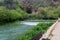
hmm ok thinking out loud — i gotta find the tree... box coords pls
[4,0,18,9]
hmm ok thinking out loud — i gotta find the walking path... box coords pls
[40,20,60,40]
[50,21,60,40]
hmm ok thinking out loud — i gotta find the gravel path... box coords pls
[50,22,60,40]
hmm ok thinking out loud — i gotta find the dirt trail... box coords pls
[50,22,60,40]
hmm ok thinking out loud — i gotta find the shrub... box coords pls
[46,10,59,19]
[38,7,59,19]
[0,7,22,23]
[38,8,47,18]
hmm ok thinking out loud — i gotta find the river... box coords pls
[0,20,56,40]
[0,21,40,40]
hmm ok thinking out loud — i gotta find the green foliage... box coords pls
[17,22,54,40]
[26,14,41,20]
[16,8,28,20]
[38,7,60,19]
[46,10,59,19]
[19,6,60,20]
[0,6,60,24]
[0,7,25,23]
[38,8,47,18]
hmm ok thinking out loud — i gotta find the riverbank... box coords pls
[0,20,55,40]
[23,20,56,22]
[0,6,60,25]
[17,22,54,40]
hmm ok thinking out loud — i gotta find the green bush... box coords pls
[38,8,47,18]
[38,7,60,19]
[0,6,60,23]
[16,8,29,20]
[46,10,59,19]
[0,7,29,23]
[0,7,22,23]
[23,7,60,20]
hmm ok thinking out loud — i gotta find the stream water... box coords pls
[0,21,40,40]
[0,20,55,40]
